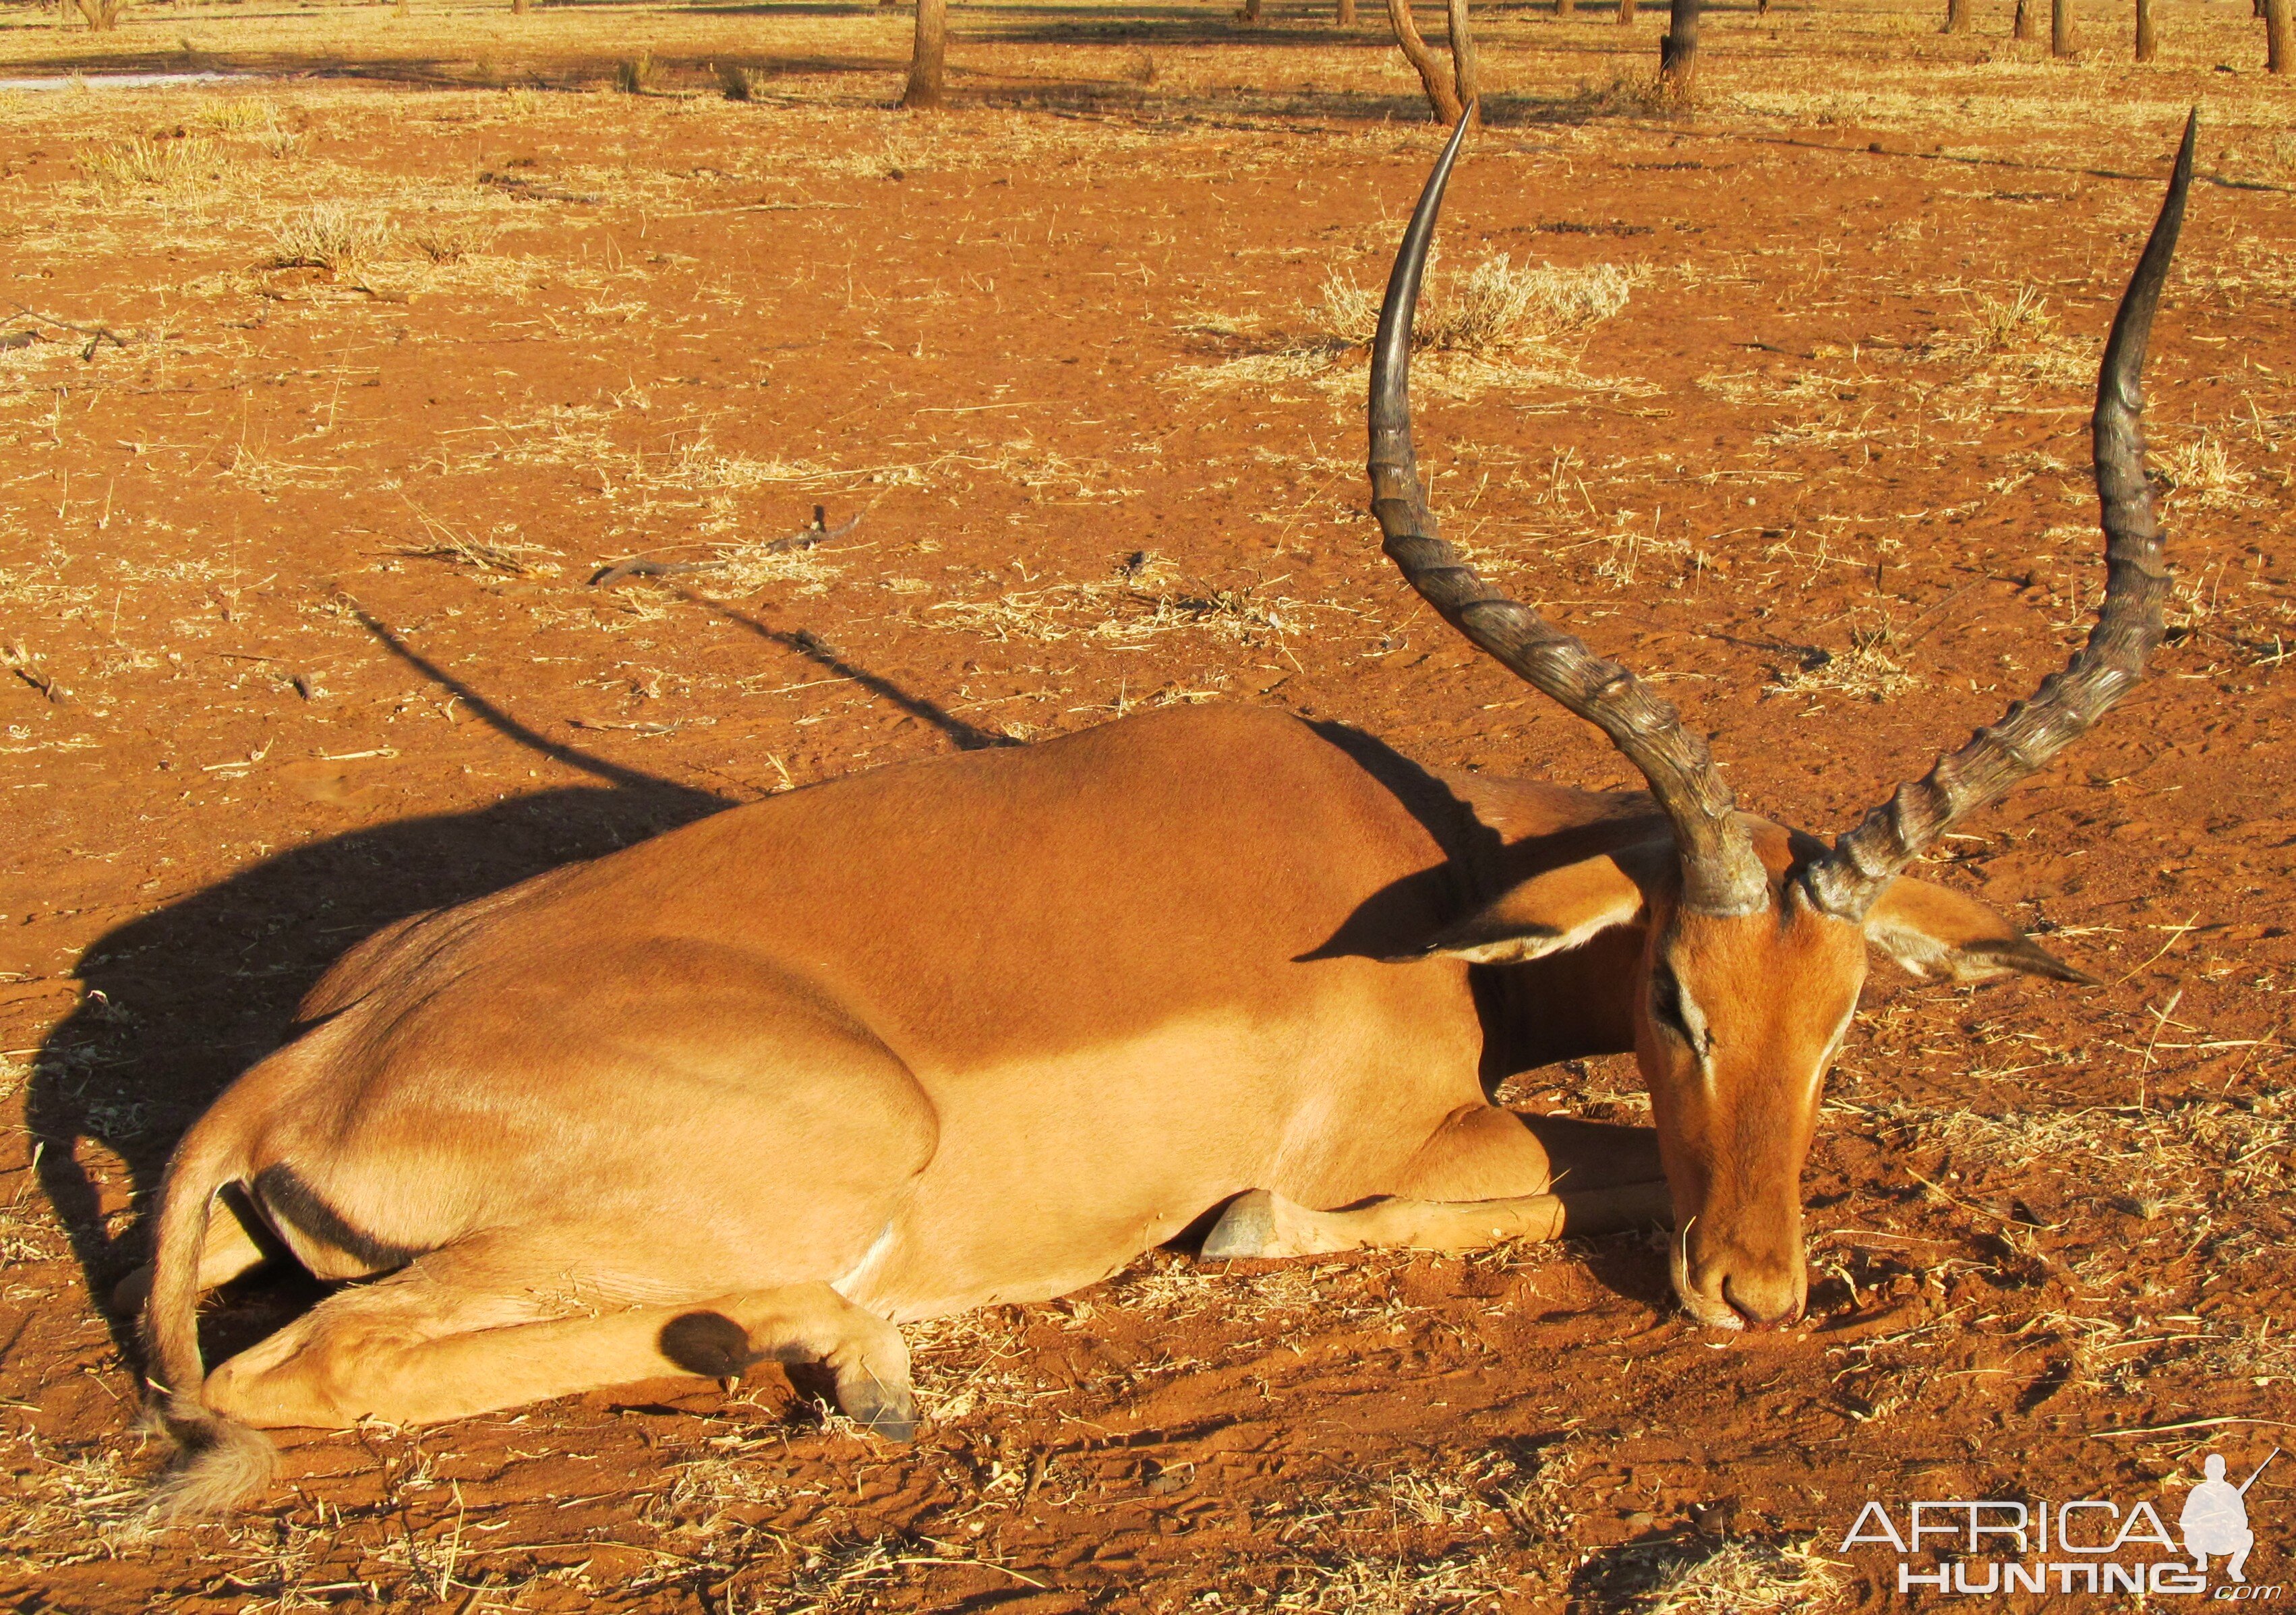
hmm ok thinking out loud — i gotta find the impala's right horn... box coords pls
[1367,110,1769,917]
[1802,112,2197,922]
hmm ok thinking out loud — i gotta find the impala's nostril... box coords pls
[1722,1274,1800,1330]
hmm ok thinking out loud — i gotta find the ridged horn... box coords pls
[1802,111,2197,921]
[1367,109,1769,917]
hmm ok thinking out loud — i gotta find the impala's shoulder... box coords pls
[1742,814,1831,878]
[1434,769,1658,846]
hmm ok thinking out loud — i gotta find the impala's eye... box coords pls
[1650,967,1693,1044]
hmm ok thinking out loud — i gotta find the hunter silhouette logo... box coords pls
[1840,1448,2283,1598]
[2184,1452,2276,1585]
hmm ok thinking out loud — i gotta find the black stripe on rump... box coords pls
[252,1163,425,1273]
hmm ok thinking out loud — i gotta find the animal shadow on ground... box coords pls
[26,599,1009,1364]
[684,590,1015,752]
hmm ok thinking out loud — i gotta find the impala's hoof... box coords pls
[1201,1190,1277,1260]
[844,1379,916,1442]
[112,1263,154,1318]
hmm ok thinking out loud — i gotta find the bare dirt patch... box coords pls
[1,0,2291,1608]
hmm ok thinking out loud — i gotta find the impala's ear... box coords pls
[1402,843,1670,965]
[1860,876,2097,985]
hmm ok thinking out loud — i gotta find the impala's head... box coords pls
[1370,111,2194,1328]
[1421,828,2089,1325]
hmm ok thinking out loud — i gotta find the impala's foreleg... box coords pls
[202,1272,915,1439]
[1202,1103,1668,1259]
[1202,1180,1670,1258]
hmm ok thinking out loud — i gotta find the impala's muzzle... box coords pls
[1670,1204,1808,1330]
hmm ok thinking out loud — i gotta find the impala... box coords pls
[132,113,2196,1516]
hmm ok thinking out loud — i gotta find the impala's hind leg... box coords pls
[203,1272,914,1438]
[1204,1105,1668,1259]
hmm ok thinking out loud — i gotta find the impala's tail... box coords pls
[140,1115,274,1520]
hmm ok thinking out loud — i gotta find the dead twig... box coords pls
[1,642,71,705]
[478,171,605,206]
[8,305,129,361]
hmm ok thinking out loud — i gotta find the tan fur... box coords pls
[1863,877,2092,984]
[137,707,2080,1510]
[140,1109,276,1519]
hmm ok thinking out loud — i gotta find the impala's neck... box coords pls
[1434,769,1666,1087]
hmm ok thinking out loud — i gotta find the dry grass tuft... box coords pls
[1573,65,1694,117]
[705,536,844,596]
[1857,1086,2291,1201]
[189,96,281,133]
[1962,284,2057,354]
[647,1428,794,1529]
[406,217,494,264]
[1316,257,1638,358]
[399,508,561,575]
[1626,1537,1848,1614]
[1272,1549,1504,1612]
[902,1306,1046,1423]
[2156,432,2254,509]
[1189,256,1643,397]
[2189,1310,2296,1387]
[269,204,394,278]
[928,569,1305,648]
[787,1531,908,1611]
[1935,285,2092,386]
[1762,617,1914,702]
[80,134,235,192]
[719,62,769,100]
[9,1437,144,1544]
[0,1127,67,1263]
[616,51,661,94]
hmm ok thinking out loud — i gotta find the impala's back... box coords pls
[220,705,1504,1318]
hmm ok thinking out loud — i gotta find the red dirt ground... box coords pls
[1,12,2291,1610]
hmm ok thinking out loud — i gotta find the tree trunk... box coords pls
[1386,0,1465,119]
[900,0,947,107]
[2051,0,2076,53]
[1659,0,1699,89]
[2135,0,2154,57]
[510,0,529,14]
[2269,0,2295,69]
[1943,0,1972,33]
[2013,0,2036,38]
[1558,0,1574,17]
[1339,0,1358,25]
[1242,0,1262,24]
[1618,0,1637,27]
[1446,0,1481,117]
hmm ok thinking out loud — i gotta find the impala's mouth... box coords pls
[1670,1214,1811,1330]
[1671,1258,1745,1330]
[1670,1219,1744,1330]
